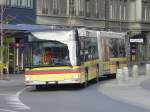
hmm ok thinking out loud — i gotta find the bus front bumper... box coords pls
[25,79,81,86]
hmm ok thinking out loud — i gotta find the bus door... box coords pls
[100,38,110,74]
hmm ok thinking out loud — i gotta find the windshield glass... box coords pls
[24,41,71,67]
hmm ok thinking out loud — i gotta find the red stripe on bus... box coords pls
[25,71,80,75]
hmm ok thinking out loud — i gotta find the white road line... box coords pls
[6,86,31,110]
[0,108,18,112]
[16,86,30,97]
[0,94,9,96]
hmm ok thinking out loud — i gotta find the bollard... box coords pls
[145,64,150,76]
[132,65,138,78]
[123,67,129,81]
[116,69,123,82]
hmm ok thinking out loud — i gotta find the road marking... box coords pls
[6,86,31,110]
[0,108,18,112]
[16,86,30,97]
[0,94,9,96]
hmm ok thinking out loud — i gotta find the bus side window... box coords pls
[80,50,84,62]
[80,39,87,62]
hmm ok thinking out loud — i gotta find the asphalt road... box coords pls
[141,79,150,91]
[0,76,150,112]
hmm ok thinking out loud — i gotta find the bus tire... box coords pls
[83,68,88,88]
[36,85,42,90]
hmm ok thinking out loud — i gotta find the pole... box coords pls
[119,0,123,32]
[0,4,4,79]
[120,4,122,32]
[105,0,109,31]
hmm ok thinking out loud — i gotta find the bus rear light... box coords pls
[73,74,79,79]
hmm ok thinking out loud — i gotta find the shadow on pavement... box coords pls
[29,76,114,92]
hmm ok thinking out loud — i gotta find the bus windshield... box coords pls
[24,41,72,67]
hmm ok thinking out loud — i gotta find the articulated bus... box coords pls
[97,31,127,77]
[24,28,127,89]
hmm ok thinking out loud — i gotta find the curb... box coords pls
[98,76,150,110]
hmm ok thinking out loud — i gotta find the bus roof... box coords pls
[78,28,97,37]
[99,31,126,39]
[31,30,75,44]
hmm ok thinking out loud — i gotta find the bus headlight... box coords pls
[25,68,30,71]
[26,77,32,81]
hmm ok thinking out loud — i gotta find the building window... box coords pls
[21,0,28,7]
[10,0,17,6]
[0,0,7,5]
[142,0,149,22]
[68,0,84,17]
[52,0,59,15]
[22,0,33,8]
[69,0,76,16]
[6,0,10,5]
[42,0,49,14]
[144,8,147,21]
[27,0,33,8]
[94,0,99,18]
[4,0,33,8]
[109,0,126,20]
[119,0,127,20]
[97,0,105,19]
[59,0,67,16]
[109,4,113,19]
[17,0,21,6]
[123,5,126,20]
[78,0,84,16]
[86,0,91,17]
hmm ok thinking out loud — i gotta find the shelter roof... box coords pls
[2,24,50,32]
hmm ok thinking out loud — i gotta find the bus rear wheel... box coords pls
[82,72,88,88]
[35,85,43,90]
[96,65,99,82]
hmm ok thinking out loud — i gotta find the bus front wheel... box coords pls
[83,71,88,88]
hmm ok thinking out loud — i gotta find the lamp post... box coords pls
[0,3,4,79]
[105,0,109,31]
[119,0,122,32]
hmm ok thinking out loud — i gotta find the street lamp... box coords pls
[0,1,5,79]
[105,0,109,31]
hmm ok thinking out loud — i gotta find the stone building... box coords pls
[36,0,150,63]
[1,0,150,67]
[1,0,36,24]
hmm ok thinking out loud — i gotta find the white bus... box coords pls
[24,28,127,89]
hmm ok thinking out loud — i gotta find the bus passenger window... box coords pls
[33,50,40,66]
[43,49,55,65]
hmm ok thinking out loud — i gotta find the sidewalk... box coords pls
[0,74,24,87]
[98,76,150,110]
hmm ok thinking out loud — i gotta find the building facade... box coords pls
[36,0,106,29]
[36,0,150,31]
[2,0,150,31]
[1,0,150,69]
[1,0,36,24]
[36,0,150,64]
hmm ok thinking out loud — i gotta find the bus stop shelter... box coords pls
[1,24,50,74]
